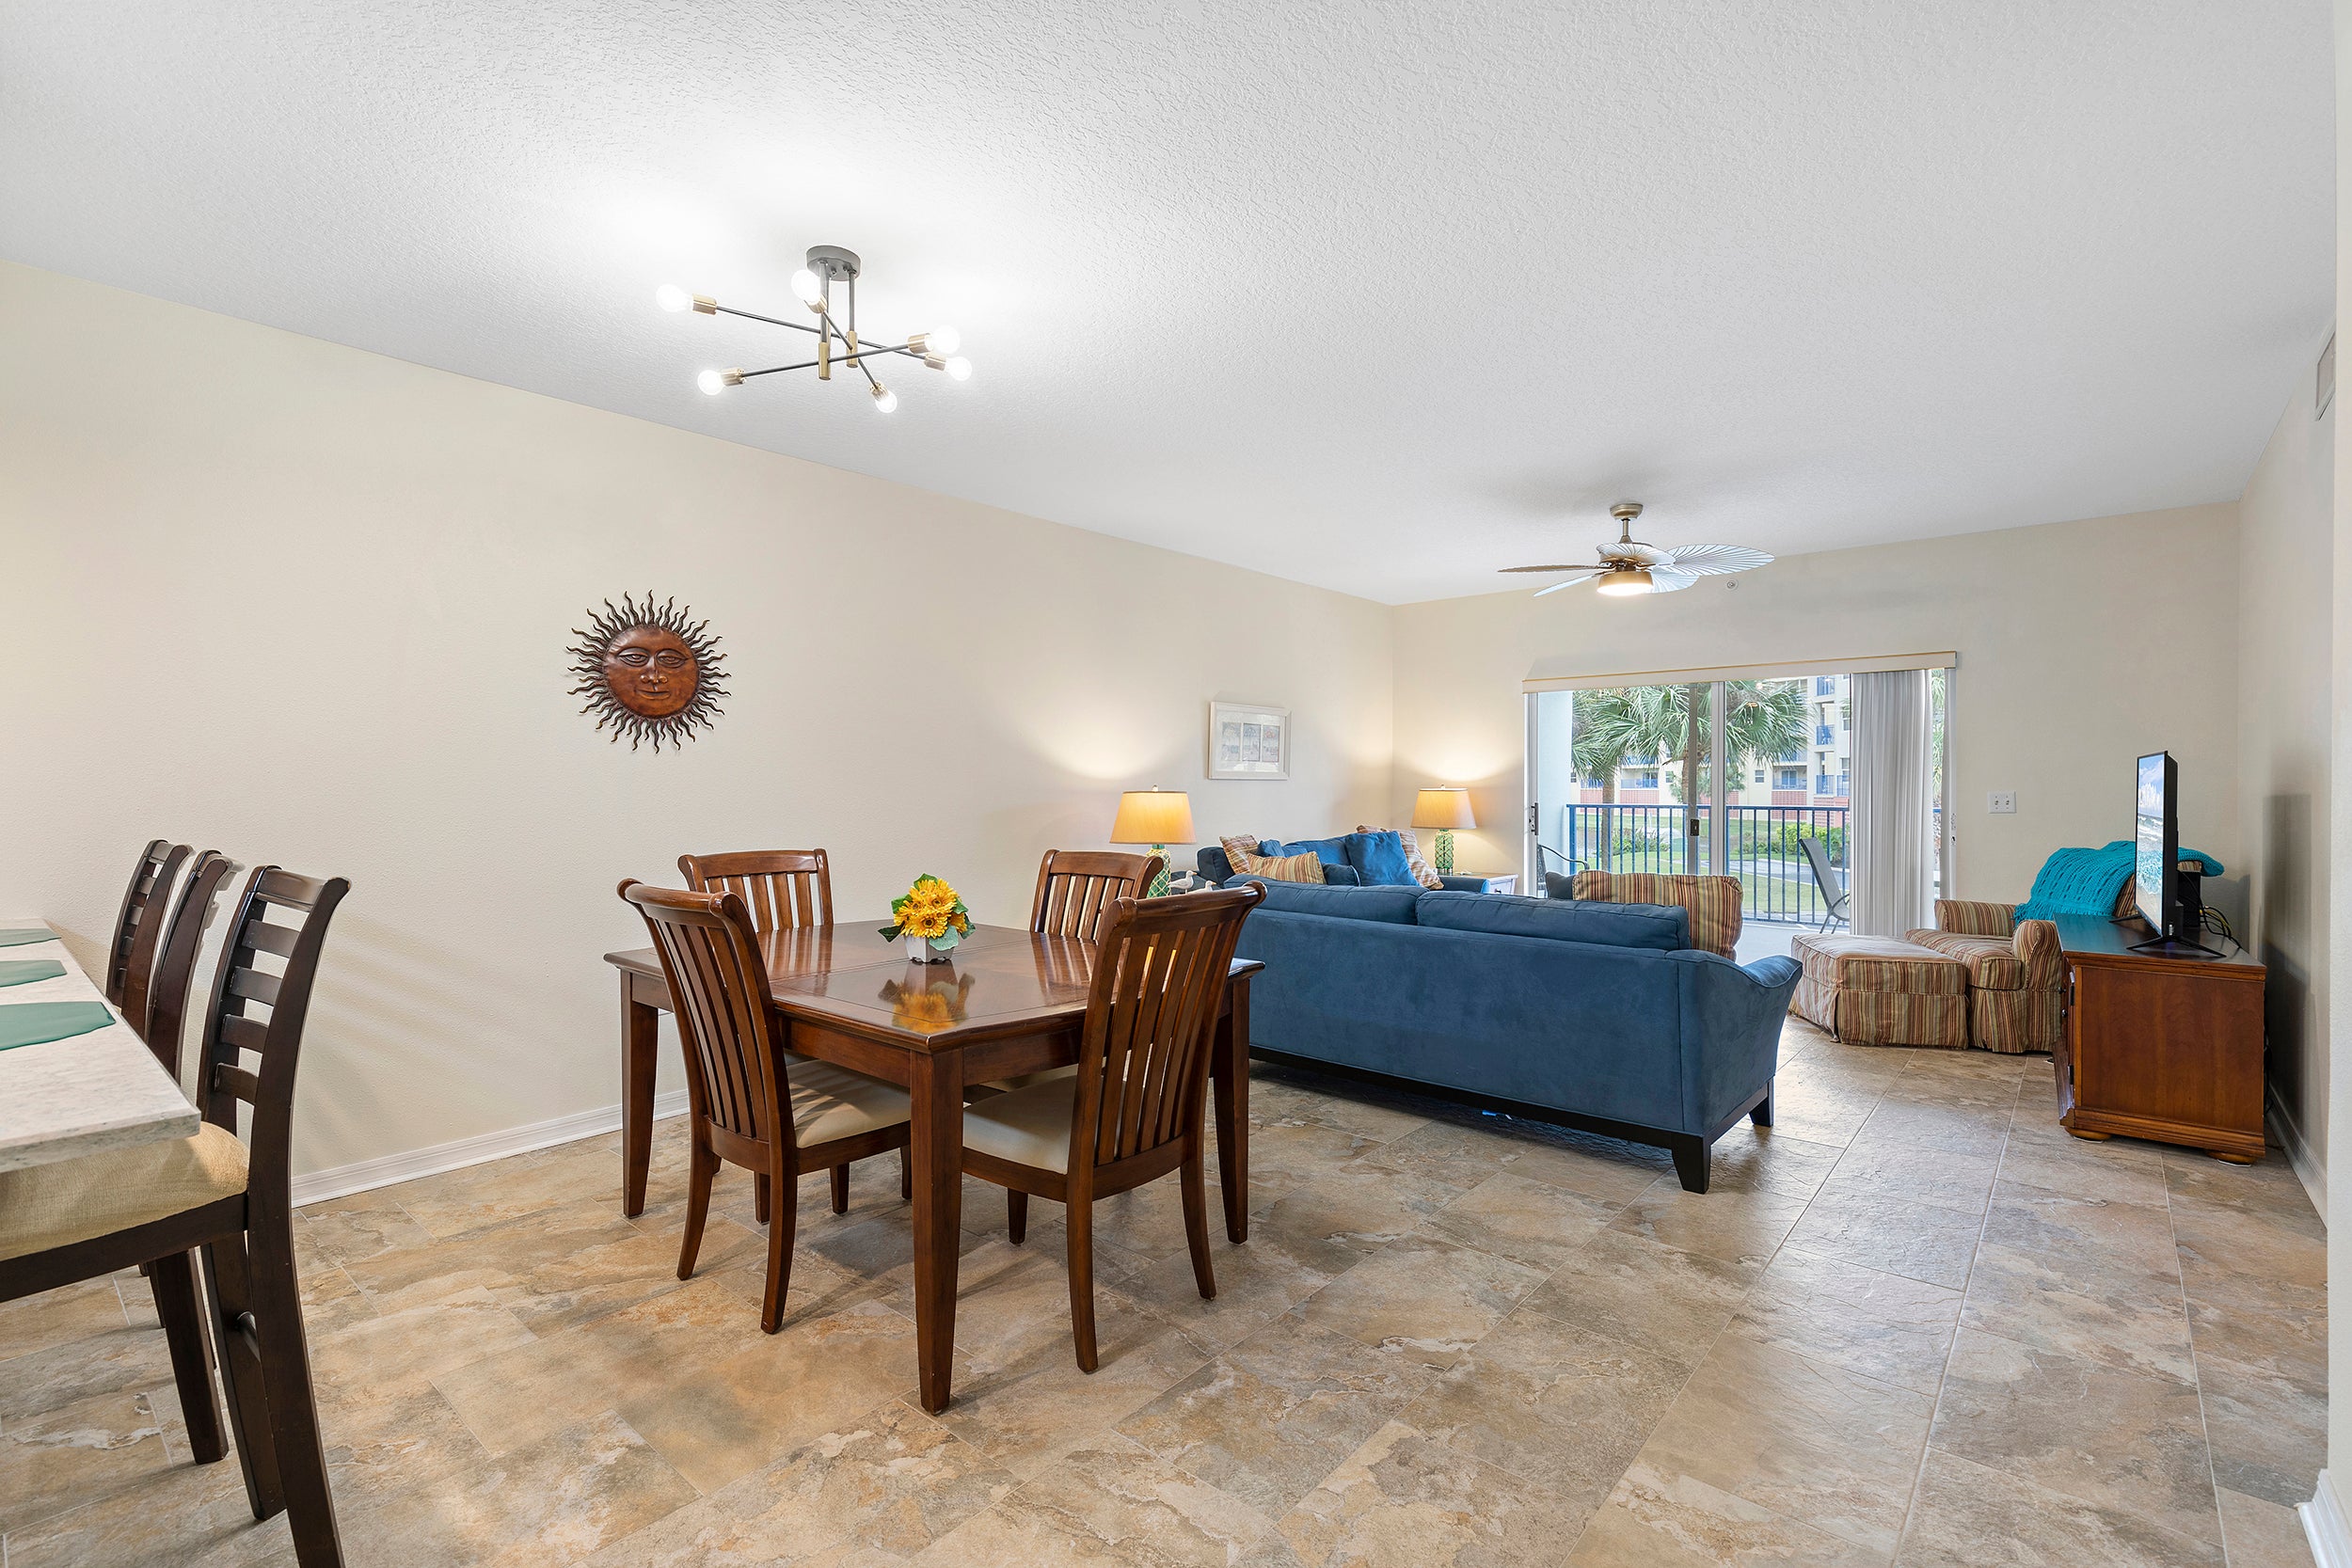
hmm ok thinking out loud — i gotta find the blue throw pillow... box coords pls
[1343,830,1420,887]
[1259,835,1353,869]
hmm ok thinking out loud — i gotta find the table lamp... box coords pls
[1412,787,1476,875]
[1111,787,1195,897]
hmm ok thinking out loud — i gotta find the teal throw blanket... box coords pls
[2014,840,2225,924]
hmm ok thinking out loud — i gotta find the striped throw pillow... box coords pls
[1230,846,1325,883]
[1570,870,1742,958]
[1355,826,1444,890]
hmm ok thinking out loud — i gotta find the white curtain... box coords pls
[1850,669,1935,937]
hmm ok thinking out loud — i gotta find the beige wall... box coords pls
[2238,372,2335,1210]
[0,261,1395,1179]
[2328,0,2352,1517]
[1391,507,2243,909]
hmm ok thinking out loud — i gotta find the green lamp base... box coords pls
[1434,830,1454,875]
[1148,847,1172,897]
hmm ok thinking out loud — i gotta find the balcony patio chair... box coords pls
[1799,834,1849,931]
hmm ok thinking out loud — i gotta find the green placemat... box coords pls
[0,959,65,988]
[0,1001,114,1050]
[0,927,56,948]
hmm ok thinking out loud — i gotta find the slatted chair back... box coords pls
[677,849,833,933]
[195,866,352,1229]
[106,839,188,1007]
[125,849,234,1073]
[1070,883,1261,1175]
[620,881,794,1165]
[1030,849,1167,943]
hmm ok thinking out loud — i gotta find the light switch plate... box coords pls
[1988,791,2016,815]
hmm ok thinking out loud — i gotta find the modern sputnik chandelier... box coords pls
[655,245,970,415]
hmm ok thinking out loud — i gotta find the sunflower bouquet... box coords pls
[881,874,973,961]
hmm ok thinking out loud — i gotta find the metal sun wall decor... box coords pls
[566,594,730,752]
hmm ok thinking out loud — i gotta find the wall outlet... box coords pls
[1988,791,2016,815]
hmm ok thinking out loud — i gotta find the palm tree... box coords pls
[1570,687,1691,869]
[1572,682,1808,872]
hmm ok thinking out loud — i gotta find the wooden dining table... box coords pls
[0,918,198,1172]
[602,920,1262,1414]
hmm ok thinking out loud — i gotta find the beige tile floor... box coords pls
[0,1019,2326,1567]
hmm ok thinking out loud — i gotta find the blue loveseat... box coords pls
[1229,879,1801,1192]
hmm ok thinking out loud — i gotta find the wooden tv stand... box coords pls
[2050,913,2266,1163]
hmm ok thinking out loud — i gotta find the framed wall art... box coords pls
[1208,700,1290,781]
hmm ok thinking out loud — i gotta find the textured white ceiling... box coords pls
[0,2,2331,604]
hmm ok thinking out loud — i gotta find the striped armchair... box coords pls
[1903,899,2075,1053]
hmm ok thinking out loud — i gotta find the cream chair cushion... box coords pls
[790,1060,913,1147]
[0,1123,248,1262]
[961,1076,1079,1173]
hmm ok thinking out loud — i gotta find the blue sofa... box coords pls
[1195,836,1511,894]
[1229,879,1801,1192]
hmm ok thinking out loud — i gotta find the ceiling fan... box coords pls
[1501,502,1772,597]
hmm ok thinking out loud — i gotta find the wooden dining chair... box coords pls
[678,848,833,932]
[620,879,914,1333]
[122,849,231,1070]
[961,882,1263,1370]
[105,838,190,1008]
[0,864,352,1566]
[675,850,906,1214]
[1030,848,1167,942]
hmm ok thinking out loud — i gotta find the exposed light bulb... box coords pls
[871,383,898,413]
[1594,568,1653,597]
[791,267,824,306]
[655,284,691,313]
[696,369,735,396]
[945,356,973,382]
[924,325,961,356]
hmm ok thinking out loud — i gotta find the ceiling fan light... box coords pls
[1594,568,1653,597]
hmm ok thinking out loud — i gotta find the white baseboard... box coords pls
[291,1090,690,1209]
[2266,1082,2327,1226]
[2303,1470,2351,1568]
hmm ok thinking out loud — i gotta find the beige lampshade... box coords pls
[1110,788,1196,846]
[1411,787,1476,832]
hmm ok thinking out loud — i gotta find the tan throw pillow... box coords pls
[1356,826,1444,890]
[1570,870,1743,959]
[1219,833,1264,879]
[1229,846,1325,883]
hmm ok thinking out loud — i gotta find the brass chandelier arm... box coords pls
[723,302,918,380]
[738,341,918,379]
[712,303,823,336]
[819,311,888,393]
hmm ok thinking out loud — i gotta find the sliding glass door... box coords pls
[1527,682,1723,892]
[1527,665,1948,956]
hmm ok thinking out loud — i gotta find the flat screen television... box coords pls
[2133,751,2176,934]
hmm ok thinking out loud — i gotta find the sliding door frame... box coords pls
[1523,656,1958,912]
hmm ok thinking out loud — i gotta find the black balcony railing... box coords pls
[1552,802,1944,925]
[1557,803,1850,924]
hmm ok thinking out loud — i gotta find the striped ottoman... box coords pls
[1789,933,1969,1049]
